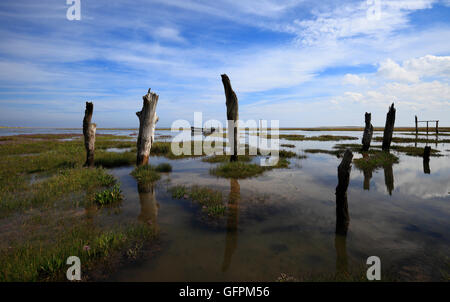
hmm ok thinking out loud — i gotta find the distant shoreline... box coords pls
[1,126,449,132]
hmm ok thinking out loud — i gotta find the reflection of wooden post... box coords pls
[383,164,394,195]
[83,102,96,167]
[336,150,352,235]
[222,179,240,272]
[136,89,159,166]
[362,112,373,151]
[423,146,431,174]
[382,103,396,151]
[335,150,352,276]
[137,182,159,229]
[221,74,239,162]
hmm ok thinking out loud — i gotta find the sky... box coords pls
[0,0,449,128]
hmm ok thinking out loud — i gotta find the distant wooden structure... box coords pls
[191,126,216,136]
[415,115,439,134]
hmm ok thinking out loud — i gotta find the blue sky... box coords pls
[0,0,449,128]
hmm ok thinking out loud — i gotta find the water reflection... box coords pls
[383,163,394,195]
[335,150,352,276]
[221,178,240,272]
[362,153,372,190]
[137,182,159,230]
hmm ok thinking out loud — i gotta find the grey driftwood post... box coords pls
[336,149,352,235]
[362,112,373,151]
[221,74,239,162]
[136,88,159,166]
[382,103,396,151]
[83,102,96,167]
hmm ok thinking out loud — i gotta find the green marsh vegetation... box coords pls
[130,163,173,185]
[0,134,158,281]
[353,152,399,171]
[210,157,289,179]
[170,185,226,217]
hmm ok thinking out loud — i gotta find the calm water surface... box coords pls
[3,128,449,281]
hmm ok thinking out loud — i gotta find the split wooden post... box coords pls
[136,88,159,166]
[382,103,396,151]
[362,112,373,151]
[83,102,96,167]
[335,149,353,235]
[221,74,239,162]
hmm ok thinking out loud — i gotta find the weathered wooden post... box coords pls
[362,112,373,151]
[83,102,96,167]
[423,146,431,174]
[336,149,352,235]
[382,103,396,151]
[415,115,418,134]
[136,88,159,166]
[221,74,239,162]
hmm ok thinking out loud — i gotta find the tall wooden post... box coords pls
[415,115,418,134]
[382,103,396,151]
[221,74,239,162]
[83,102,96,167]
[136,89,159,166]
[362,112,373,151]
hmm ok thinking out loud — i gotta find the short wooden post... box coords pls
[415,115,418,134]
[362,112,373,151]
[83,102,96,167]
[436,121,439,134]
[336,149,352,235]
[221,74,239,162]
[382,103,396,151]
[136,89,159,166]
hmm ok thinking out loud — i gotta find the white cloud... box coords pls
[377,58,419,82]
[153,26,185,43]
[343,74,369,86]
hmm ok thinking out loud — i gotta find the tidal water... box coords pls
[3,128,449,281]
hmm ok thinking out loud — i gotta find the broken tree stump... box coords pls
[221,74,239,162]
[382,103,396,151]
[136,89,159,166]
[362,112,373,151]
[83,102,96,167]
[336,149,353,235]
